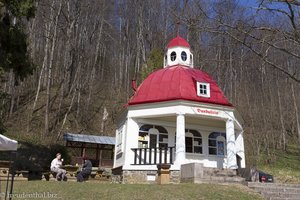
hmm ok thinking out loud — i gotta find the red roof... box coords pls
[128,65,232,107]
[167,36,190,48]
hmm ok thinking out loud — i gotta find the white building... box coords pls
[113,35,245,183]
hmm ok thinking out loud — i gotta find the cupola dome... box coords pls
[128,65,232,107]
[164,36,193,68]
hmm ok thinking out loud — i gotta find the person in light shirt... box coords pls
[50,153,66,181]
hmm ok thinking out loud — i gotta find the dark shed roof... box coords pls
[63,133,115,145]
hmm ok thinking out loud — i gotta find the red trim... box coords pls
[128,98,233,107]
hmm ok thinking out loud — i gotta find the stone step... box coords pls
[261,191,300,199]
[203,168,237,177]
[210,175,245,182]
[248,182,300,189]
[193,176,245,184]
[247,182,300,200]
[250,186,300,194]
[270,198,300,200]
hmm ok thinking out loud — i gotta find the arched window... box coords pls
[208,132,226,155]
[170,51,176,61]
[185,129,202,154]
[139,124,168,148]
[181,51,187,61]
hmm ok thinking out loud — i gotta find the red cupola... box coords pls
[167,36,190,48]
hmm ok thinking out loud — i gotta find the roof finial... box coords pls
[176,20,180,36]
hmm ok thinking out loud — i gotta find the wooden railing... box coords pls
[131,147,175,165]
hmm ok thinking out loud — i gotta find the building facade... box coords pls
[113,36,245,183]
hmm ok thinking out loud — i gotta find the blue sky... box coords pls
[238,0,259,7]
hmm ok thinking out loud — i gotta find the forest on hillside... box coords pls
[0,0,300,165]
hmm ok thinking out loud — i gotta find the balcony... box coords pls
[131,147,175,165]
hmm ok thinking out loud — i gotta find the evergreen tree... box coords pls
[141,48,164,81]
[0,0,35,79]
[0,0,35,133]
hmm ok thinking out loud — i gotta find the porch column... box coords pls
[123,117,139,168]
[174,113,186,168]
[226,119,237,169]
[236,130,246,168]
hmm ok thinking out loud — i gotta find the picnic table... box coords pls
[62,165,79,177]
[0,160,11,168]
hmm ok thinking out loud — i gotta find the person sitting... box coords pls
[77,157,92,182]
[50,153,67,181]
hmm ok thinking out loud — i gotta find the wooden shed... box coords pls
[63,133,115,168]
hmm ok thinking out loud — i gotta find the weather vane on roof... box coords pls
[176,20,181,36]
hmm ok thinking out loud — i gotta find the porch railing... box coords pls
[131,146,175,165]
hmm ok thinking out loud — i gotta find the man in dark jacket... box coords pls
[77,157,92,182]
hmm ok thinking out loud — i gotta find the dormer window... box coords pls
[197,82,210,98]
[170,51,176,61]
[181,51,187,61]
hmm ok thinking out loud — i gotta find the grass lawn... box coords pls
[258,144,300,183]
[7,181,263,200]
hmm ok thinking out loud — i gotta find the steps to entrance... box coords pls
[193,176,245,184]
[181,163,245,184]
[248,182,300,200]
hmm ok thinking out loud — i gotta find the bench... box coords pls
[42,171,56,181]
[90,167,111,180]
[42,167,77,181]
[15,170,29,178]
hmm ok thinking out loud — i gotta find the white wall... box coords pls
[235,130,246,168]
[113,122,126,168]
[114,102,245,170]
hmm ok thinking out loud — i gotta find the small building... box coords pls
[113,36,245,183]
[63,133,115,168]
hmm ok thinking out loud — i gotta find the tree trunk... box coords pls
[291,83,300,147]
[276,73,286,151]
[45,1,62,138]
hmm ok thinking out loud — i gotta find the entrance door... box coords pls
[217,140,225,169]
[217,141,225,156]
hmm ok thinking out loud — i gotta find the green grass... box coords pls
[7,181,263,200]
[258,144,300,183]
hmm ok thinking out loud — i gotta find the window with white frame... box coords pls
[170,51,176,61]
[181,51,187,61]
[116,126,123,153]
[139,124,168,148]
[197,82,210,98]
[185,129,202,154]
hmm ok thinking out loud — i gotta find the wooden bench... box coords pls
[42,165,79,181]
[90,167,111,180]
[15,170,29,177]
[42,171,53,181]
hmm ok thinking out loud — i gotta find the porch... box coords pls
[131,146,228,169]
[129,115,233,169]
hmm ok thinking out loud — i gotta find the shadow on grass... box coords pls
[0,142,70,180]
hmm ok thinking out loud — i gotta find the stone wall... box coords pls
[170,170,181,183]
[122,170,157,184]
[111,167,181,184]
